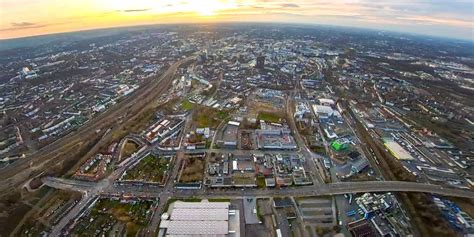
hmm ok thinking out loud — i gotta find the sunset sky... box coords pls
[0,0,473,40]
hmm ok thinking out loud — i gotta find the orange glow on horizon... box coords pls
[0,0,472,40]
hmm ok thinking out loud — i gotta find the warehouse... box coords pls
[383,139,414,161]
[159,201,240,237]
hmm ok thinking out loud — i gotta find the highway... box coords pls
[0,57,193,196]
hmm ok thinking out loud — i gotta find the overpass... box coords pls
[42,177,109,193]
[42,170,474,236]
[43,177,474,199]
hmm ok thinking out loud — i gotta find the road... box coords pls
[42,172,474,235]
[49,194,98,237]
[146,113,194,236]
[36,64,474,236]
[46,142,153,236]
[40,58,193,236]
[285,91,326,184]
[40,98,474,236]
[0,57,193,196]
[43,176,474,200]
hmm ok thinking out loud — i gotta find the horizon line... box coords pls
[0,21,472,43]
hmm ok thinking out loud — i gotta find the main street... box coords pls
[44,176,474,200]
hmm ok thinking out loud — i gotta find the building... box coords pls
[256,56,265,69]
[159,201,240,237]
[356,193,396,219]
[351,158,369,173]
[383,139,414,161]
[319,98,335,106]
[19,66,38,79]
[312,104,341,119]
[331,139,349,151]
[256,129,297,150]
[347,219,377,237]
[371,215,396,237]
[217,121,240,149]
[294,102,311,119]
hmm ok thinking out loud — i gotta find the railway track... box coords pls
[0,57,193,194]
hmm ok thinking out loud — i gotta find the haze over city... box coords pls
[1,0,473,40]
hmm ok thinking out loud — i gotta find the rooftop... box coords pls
[161,201,233,237]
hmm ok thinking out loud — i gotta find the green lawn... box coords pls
[258,112,282,123]
[217,110,229,119]
[256,176,266,188]
[233,176,255,185]
[181,99,195,111]
[193,107,223,128]
[208,198,231,202]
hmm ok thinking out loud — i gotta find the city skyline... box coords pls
[1,0,473,40]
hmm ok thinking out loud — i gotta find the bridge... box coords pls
[43,177,474,199]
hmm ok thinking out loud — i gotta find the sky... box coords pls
[0,0,473,40]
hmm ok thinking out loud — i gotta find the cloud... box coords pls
[0,22,47,31]
[120,8,151,13]
[1,0,473,40]
[280,3,299,8]
[11,22,37,27]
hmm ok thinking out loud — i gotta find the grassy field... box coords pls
[233,175,255,186]
[121,141,139,158]
[256,176,266,188]
[192,106,229,128]
[181,99,195,111]
[123,155,172,183]
[71,199,153,237]
[258,112,282,123]
[179,157,204,183]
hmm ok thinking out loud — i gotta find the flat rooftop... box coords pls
[162,201,233,237]
[383,140,414,160]
[166,220,228,235]
[170,208,229,221]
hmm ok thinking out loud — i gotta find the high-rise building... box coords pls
[256,56,265,69]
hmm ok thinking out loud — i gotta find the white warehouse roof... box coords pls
[166,220,228,235]
[313,105,334,116]
[162,201,232,237]
[319,98,335,105]
[171,208,229,221]
[173,201,229,209]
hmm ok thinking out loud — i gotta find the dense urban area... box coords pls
[0,24,473,237]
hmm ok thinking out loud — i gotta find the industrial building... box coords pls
[159,201,240,237]
[312,104,341,119]
[217,121,240,149]
[383,139,414,160]
[256,128,297,150]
